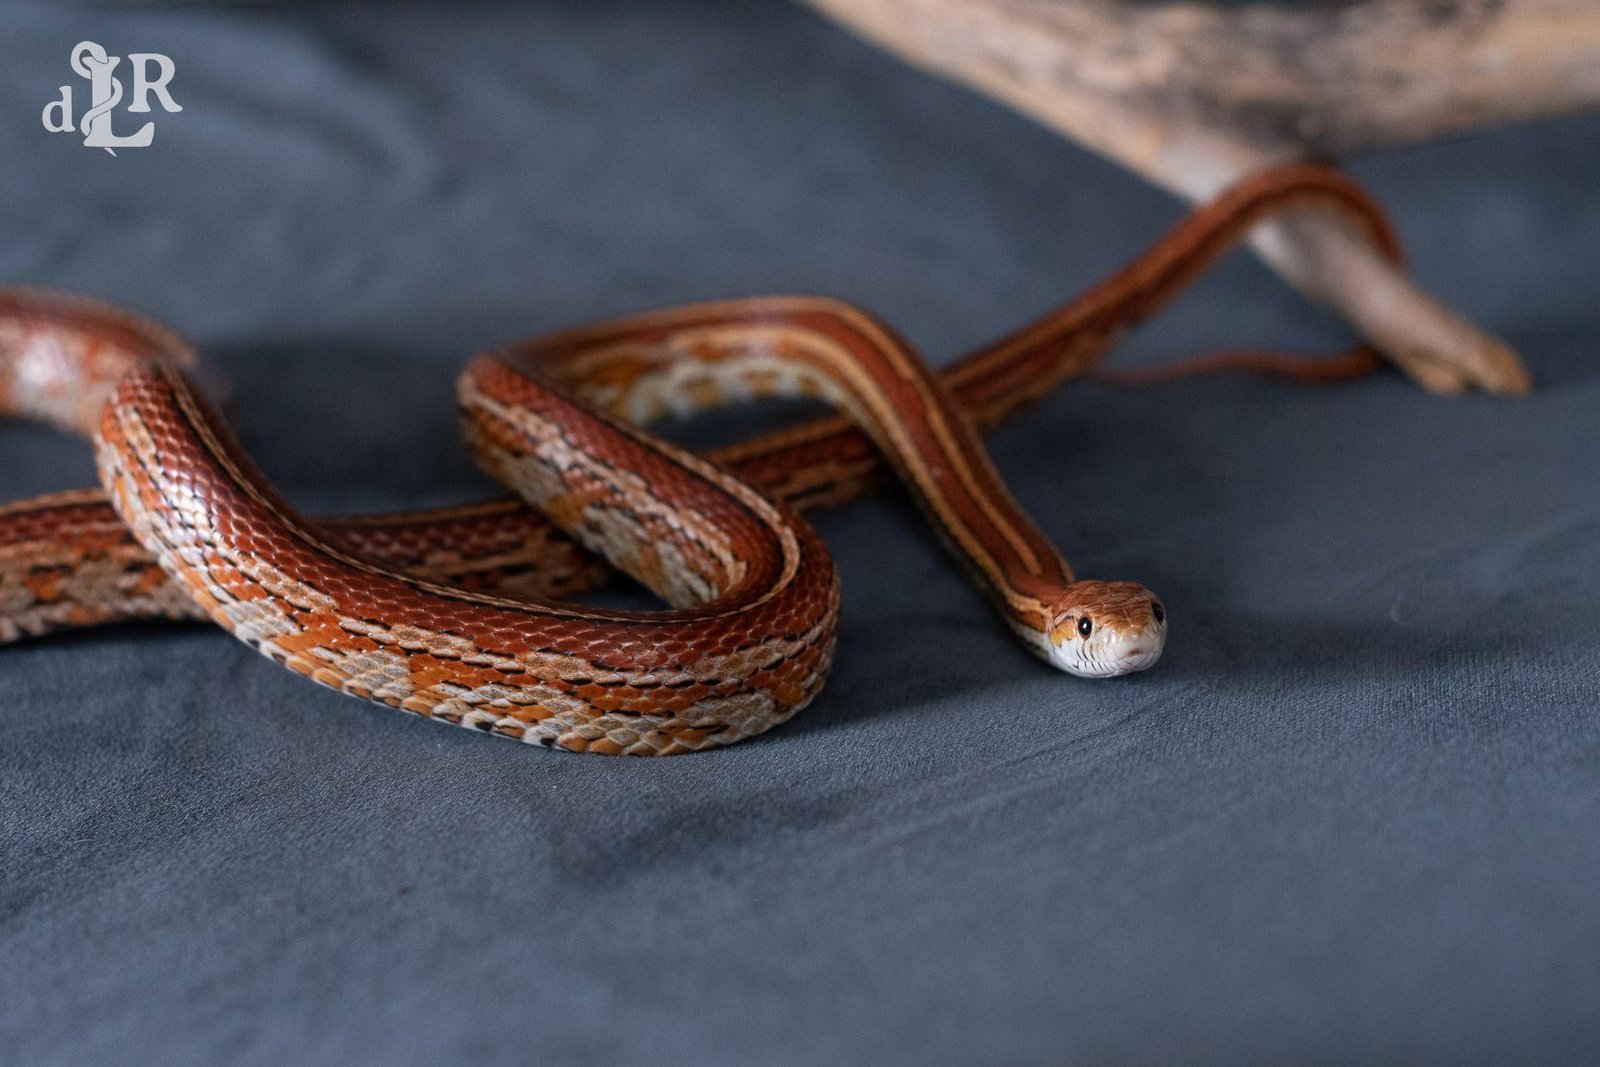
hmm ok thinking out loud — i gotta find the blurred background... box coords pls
[2,2,1597,1063]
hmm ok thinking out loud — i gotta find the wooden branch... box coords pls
[800,0,1600,394]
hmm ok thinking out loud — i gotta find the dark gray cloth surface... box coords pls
[2,2,1598,1063]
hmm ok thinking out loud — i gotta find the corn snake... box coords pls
[0,164,1399,753]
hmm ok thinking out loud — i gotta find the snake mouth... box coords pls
[1050,646,1163,678]
[1055,646,1163,677]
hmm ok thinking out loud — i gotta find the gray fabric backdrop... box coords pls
[2,2,1598,1063]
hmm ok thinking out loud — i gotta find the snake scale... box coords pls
[0,165,1399,754]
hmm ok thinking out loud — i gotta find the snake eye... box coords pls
[1077,616,1093,638]
[1152,602,1165,624]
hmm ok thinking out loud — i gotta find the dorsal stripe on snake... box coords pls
[507,304,1075,624]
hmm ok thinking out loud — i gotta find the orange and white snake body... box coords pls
[0,165,1399,753]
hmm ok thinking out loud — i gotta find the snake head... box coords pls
[1046,580,1166,678]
